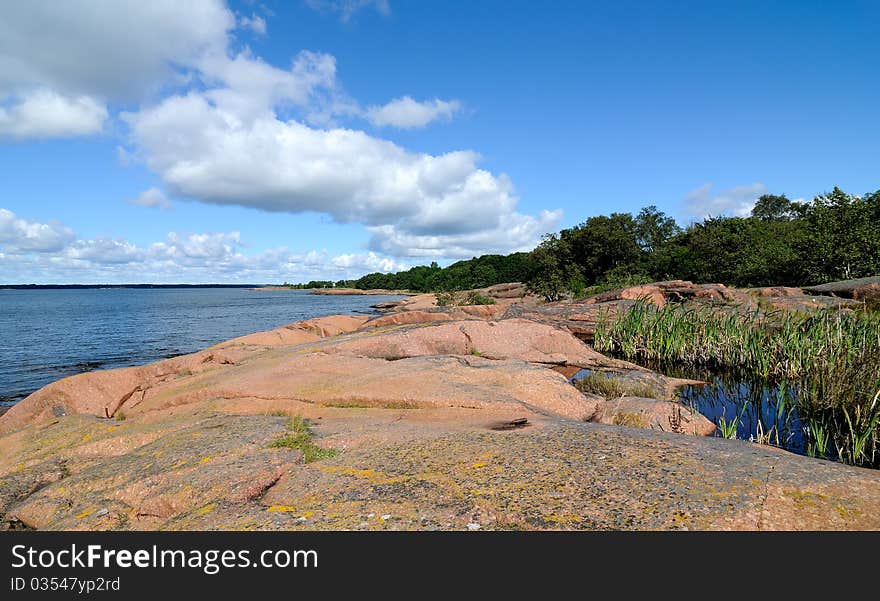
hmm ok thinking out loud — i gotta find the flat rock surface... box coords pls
[3,411,878,531]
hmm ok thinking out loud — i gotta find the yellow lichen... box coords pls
[195,503,216,516]
[267,505,298,513]
[76,509,94,519]
[834,504,861,519]
[317,465,406,485]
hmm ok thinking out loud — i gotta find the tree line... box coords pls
[333,186,879,298]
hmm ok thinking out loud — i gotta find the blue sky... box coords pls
[1,0,877,284]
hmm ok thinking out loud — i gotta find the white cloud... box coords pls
[0,208,409,283]
[124,86,558,258]
[0,208,75,252]
[129,187,172,210]
[64,238,145,264]
[683,182,768,221]
[196,49,344,122]
[238,14,267,35]
[0,89,107,140]
[331,251,408,273]
[304,0,391,22]
[0,1,233,101]
[149,231,243,261]
[367,209,562,258]
[366,96,461,129]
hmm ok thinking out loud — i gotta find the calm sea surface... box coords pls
[0,288,404,405]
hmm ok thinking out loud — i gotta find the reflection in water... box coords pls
[678,375,806,455]
[645,362,824,458]
[573,363,830,461]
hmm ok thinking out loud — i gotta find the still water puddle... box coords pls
[572,365,818,459]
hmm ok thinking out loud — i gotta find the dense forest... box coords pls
[334,186,879,298]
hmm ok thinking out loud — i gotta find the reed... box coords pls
[717,403,747,439]
[594,302,880,467]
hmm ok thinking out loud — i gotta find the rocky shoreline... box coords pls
[2,280,879,531]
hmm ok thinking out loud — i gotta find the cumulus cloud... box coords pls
[0,89,107,140]
[366,96,461,129]
[0,208,407,283]
[0,1,233,102]
[304,0,391,22]
[683,182,768,221]
[0,208,75,252]
[331,251,408,273]
[367,209,562,258]
[123,83,557,257]
[196,49,346,123]
[65,238,145,264]
[150,231,244,261]
[129,187,172,210]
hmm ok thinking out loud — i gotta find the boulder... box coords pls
[579,285,667,308]
[587,396,716,436]
[0,347,249,434]
[448,304,508,319]
[854,283,880,301]
[361,311,457,328]
[505,299,639,340]
[751,286,805,297]
[295,315,371,337]
[322,319,636,370]
[804,276,880,298]
[213,314,368,348]
[212,326,320,348]
[481,282,529,299]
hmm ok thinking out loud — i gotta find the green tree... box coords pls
[751,194,800,221]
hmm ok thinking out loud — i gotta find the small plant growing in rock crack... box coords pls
[115,411,126,421]
[717,403,749,439]
[667,406,684,434]
[269,416,339,463]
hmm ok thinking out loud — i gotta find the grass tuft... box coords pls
[269,416,340,463]
[573,371,660,400]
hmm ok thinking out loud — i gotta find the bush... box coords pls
[464,291,496,305]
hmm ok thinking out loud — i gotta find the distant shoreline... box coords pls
[0,284,264,290]
[250,286,414,295]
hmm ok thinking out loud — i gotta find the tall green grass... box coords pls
[594,302,880,467]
